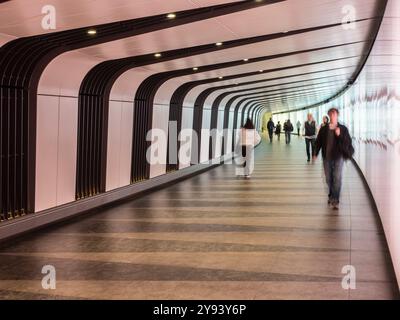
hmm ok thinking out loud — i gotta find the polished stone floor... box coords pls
[0,134,399,300]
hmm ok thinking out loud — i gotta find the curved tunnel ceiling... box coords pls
[0,0,386,114]
[0,0,388,214]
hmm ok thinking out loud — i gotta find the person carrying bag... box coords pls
[236,118,261,178]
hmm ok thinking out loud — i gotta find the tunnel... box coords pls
[0,0,399,301]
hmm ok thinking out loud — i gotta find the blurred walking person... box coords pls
[284,119,294,144]
[275,121,282,141]
[296,120,302,136]
[237,118,261,178]
[303,113,317,162]
[319,115,329,130]
[314,108,354,210]
[267,118,275,143]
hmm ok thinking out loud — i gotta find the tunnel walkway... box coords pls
[0,134,398,300]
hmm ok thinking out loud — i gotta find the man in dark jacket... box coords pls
[267,118,275,143]
[314,108,354,210]
[284,119,294,144]
[275,121,282,141]
[303,113,317,162]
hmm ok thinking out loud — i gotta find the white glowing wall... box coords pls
[273,1,400,285]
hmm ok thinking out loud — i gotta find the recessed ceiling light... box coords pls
[283,30,289,33]
[154,53,162,58]
[259,70,264,72]
[216,42,223,46]
[87,29,97,35]
[218,76,223,79]
[193,67,199,71]
[243,58,249,62]
[167,13,176,19]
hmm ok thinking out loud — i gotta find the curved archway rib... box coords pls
[237,82,345,125]
[133,20,363,175]
[209,3,389,158]
[167,52,362,169]
[219,66,355,154]
[191,54,359,159]
[0,0,276,214]
[269,0,388,114]
[80,10,328,187]
[208,77,349,159]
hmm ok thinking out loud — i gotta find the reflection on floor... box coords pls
[0,134,399,300]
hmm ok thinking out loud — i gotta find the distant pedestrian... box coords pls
[275,121,282,141]
[284,119,294,144]
[303,113,317,162]
[296,120,302,136]
[238,118,261,178]
[267,118,275,143]
[314,108,354,210]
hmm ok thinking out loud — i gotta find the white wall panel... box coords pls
[36,52,99,209]
[225,111,235,155]
[236,112,242,129]
[213,109,225,158]
[56,97,78,205]
[35,96,78,211]
[106,101,123,191]
[35,96,59,212]
[200,109,212,163]
[106,101,134,191]
[179,107,194,169]
[149,104,170,178]
[119,102,134,186]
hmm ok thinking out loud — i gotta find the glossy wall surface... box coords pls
[273,0,400,285]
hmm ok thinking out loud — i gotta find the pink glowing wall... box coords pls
[273,0,400,285]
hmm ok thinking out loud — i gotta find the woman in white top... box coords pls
[238,118,261,178]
